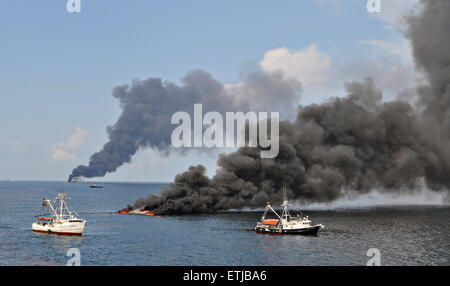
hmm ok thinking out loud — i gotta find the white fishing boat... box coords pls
[255,186,324,235]
[32,192,86,236]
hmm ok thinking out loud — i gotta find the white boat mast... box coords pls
[261,203,282,221]
[261,185,291,222]
[261,185,298,221]
[41,193,78,221]
[280,185,292,221]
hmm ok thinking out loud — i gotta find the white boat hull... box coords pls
[255,224,324,235]
[32,220,86,236]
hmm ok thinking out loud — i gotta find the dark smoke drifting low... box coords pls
[133,78,450,214]
[131,0,450,214]
[68,70,301,181]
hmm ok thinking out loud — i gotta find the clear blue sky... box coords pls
[0,0,417,181]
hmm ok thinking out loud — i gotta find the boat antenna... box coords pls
[281,185,292,220]
[282,185,288,207]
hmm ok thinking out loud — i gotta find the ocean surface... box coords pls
[0,181,449,266]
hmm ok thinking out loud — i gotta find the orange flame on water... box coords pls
[112,209,161,218]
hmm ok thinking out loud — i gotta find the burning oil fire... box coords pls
[112,209,162,218]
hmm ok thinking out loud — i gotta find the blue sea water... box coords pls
[0,181,449,266]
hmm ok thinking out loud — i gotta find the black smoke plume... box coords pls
[68,70,301,182]
[131,0,450,214]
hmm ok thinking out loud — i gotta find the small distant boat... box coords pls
[32,192,86,236]
[89,184,103,188]
[255,186,324,235]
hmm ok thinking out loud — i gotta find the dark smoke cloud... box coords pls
[404,0,450,187]
[134,78,449,214]
[406,0,450,119]
[68,70,301,181]
[131,0,450,214]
